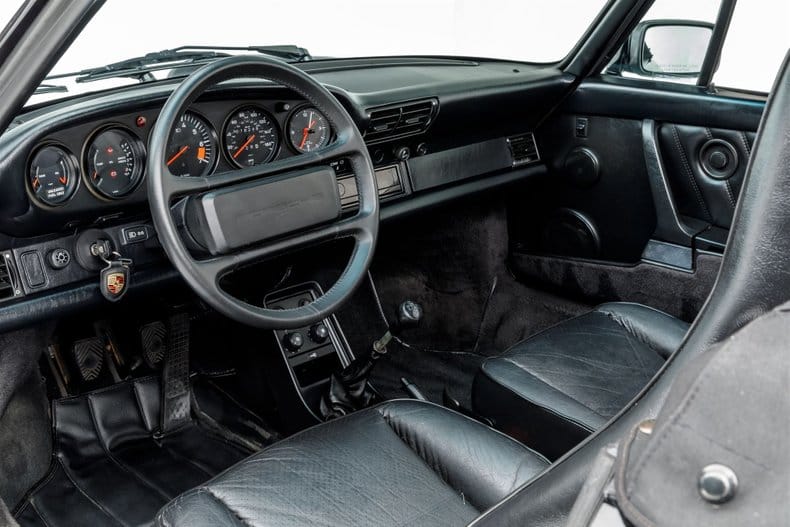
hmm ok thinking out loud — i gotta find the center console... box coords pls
[263,282,354,417]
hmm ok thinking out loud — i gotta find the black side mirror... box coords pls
[607,20,714,79]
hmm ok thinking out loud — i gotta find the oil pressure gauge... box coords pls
[29,145,79,206]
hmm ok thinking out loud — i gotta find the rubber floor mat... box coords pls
[14,377,251,527]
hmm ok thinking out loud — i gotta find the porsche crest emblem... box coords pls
[105,271,126,296]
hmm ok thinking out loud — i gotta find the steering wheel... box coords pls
[147,55,379,329]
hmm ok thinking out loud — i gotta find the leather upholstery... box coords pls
[156,399,548,527]
[473,302,689,460]
[470,52,790,527]
[658,124,755,228]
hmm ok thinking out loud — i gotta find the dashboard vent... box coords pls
[364,99,438,143]
[507,133,540,166]
[0,253,19,301]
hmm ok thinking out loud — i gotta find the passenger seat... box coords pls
[472,302,689,459]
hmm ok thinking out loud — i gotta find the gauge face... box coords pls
[29,145,78,206]
[223,106,279,168]
[86,128,145,199]
[166,112,218,177]
[288,107,331,153]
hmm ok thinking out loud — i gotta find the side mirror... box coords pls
[607,20,714,80]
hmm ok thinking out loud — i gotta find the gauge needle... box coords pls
[299,120,317,150]
[233,134,256,159]
[167,145,189,166]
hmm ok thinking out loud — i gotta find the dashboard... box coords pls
[0,58,568,331]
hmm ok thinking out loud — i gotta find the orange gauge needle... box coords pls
[233,134,256,159]
[167,145,189,166]
[299,120,317,150]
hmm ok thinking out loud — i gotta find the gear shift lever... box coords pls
[320,300,423,419]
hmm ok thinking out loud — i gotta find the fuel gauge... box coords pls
[29,145,79,206]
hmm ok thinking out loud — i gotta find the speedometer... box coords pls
[85,128,145,199]
[223,106,279,168]
[166,112,218,177]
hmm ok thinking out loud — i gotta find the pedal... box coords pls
[72,337,105,382]
[160,313,192,433]
[140,321,167,368]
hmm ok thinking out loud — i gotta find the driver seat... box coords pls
[156,400,548,526]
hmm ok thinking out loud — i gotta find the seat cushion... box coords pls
[473,302,689,460]
[156,399,548,527]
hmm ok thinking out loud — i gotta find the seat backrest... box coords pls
[471,49,790,527]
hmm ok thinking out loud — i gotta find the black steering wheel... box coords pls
[147,55,379,329]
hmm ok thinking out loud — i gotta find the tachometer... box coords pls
[287,106,330,153]
[29,145,79,206]
[166,112,218,177]
[223,106,279,168]
[85,128,145,199]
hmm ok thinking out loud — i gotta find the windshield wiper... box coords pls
[45,45,312,84]
[34,83,68,94]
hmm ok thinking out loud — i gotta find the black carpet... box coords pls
[335,199,590,408]
[14,377,254,527]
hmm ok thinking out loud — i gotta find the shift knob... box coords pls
[397,300,423,330]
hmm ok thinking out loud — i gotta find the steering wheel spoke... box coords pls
[148,55,378,329]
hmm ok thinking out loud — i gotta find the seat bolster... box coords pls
[595,303,690,359]
[157,488,246,527]
[479,359,606,433]
[473,359,605,460]
[378,400,549,510]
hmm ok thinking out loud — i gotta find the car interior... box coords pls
[0,0,787,526]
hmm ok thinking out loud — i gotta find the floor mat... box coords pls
[14,377,252,527]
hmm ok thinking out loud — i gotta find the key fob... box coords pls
[100,260,130,302]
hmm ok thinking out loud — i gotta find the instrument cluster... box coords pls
[27,100,333,207]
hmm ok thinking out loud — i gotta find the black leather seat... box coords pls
[473,302,689,459]
[156,399,548,526]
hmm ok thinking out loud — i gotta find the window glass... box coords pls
[714,1,790,93]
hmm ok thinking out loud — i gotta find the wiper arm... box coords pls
[178,45,312,62]
[44,45,312,85]
[34,83,68,94]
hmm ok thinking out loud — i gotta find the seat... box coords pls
[472,302,689,459]
[155,399,548,527]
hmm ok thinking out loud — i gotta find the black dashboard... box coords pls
[0,57,570,329]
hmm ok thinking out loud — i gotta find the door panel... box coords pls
[507,78,765,319]
[657,123,755,229]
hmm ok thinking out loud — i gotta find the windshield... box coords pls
[2,0,609,106]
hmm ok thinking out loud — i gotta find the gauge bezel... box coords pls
[167,110,220,178]
[26,142,81,208]
[222,104,281,169]
[285,104,334,154]
[82,124,146,201]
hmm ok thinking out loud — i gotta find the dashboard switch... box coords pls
[394,146,411,161]
[309,324,329,344]
[121,225,150,245]
[48,248,71,270]
[283,332,304,353]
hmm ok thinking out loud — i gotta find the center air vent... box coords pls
[507,133,540,166]
[0,253,20,301]
[364,99,438,144]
